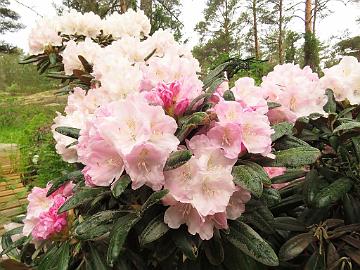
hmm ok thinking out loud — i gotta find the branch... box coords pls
[13,0,43,17]
[154,0,184,26]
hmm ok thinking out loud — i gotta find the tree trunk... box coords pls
[313,0,318,35]
[304,0,313,67]
[119,0,128,13]
[305,0,312,33]
[252,0,260,59]
[278,0,283,64]
[140,0,152,19]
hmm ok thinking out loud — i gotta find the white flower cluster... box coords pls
[28,9,150,55]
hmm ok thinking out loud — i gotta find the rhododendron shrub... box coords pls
[1,10,328,270]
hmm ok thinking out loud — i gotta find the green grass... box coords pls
[0,96,74,188]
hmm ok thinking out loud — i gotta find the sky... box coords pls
[2,0,360,52]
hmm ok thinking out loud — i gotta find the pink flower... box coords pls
[32,195,67,240]
[261,63,327,122]
[231,77,268,114]
[124,143,168,190]
[226,187,251,220]
[214,100,244,124]
[77,119,124,187]
[207,123,243,159]
[264,167,286,178]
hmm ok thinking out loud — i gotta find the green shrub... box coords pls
[0,52,57,95]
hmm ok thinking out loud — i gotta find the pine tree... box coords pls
[193,0,242,69]
[0,0,23,35]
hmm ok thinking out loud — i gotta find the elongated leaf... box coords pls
[267,146,320,167]
[111,175,131,198]
[344,193,360,224]
[141,190,168,213]
[1,235,18,258]
[303,169,328,206]
[274,135,310,150]
[204,231,224,265]
[279,233,314,261]
[38,244,62,269]
[58,242,70,270]
[333,121,360,133]
[260,188,281,207]
[273,217,306,232]
[139,213,169,246]
[172,230,198,261]
[323,89,336,113]
[0,236,27,256]
[268,102,281,109]
[271,122,293,142]
[224,221,279,266]
[49,53,57,65]
[55,126,80,139]
[75,210,128,238]
[47,170,83,196]
[78,55,93,73]
[164,150,192,171]
[242,204,275,234]
[351,136,360,163]
[304,252,325,270]
[107,213,140,267]
[313,177,353,208]
[232,162,267,197]
[272,169,306,184]
[86,245,109,270]
[58,187,106,213]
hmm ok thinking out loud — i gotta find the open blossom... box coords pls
[52,110,88,163]
[28,17,62,55]
[261,63,327,123]
[163,134,252,240]
[213,100,274,157]
[77,94,179,189]
[231,77,268,114]
[58,10,102,37]
[103,9,151,38]
[320,56,360,104]
[61,38,101,75]
[23,185,72,240]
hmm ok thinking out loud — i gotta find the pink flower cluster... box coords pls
[77,94,179,190]
[23,182,73,241]
[261,63,327,123]
[163,134,251,240]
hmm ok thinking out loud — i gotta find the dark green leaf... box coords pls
[232,162,269,197]
[274,135,310,150]
[303,169,328,206]
[223,90,235,101]
[224,221,279,266]
[0,236,27,256]
[271,122,293,142]
[107,213,139,267]
[47,170,83,197]
[260,188,281,207]
[351,136,360,163]
[57,242,70,270]
[172,230,198,261]
[141,190,169,213]
[139,213,169,246]
[267,146,320,167]
[333,121,360,133]
[164,150,192,171]
[49,53,57,65]
[313,177,353,208]
[268,102,281,109]
[272,169,306,184]
[204,231,224,265]
[304,252,325,270]
[78,55,93,73]
[279,233,314,261]
[323,89,337,113]
[344,193,360,224]
[58,187,106,213]
[55,126,80,139]
[86,245,109,270]
[273,217,306,232]
[111,175,131,198]
[242,203,275,234]
[75,210,128,239]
